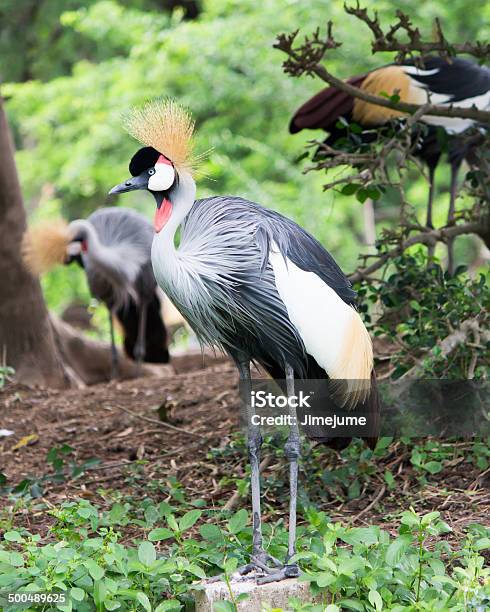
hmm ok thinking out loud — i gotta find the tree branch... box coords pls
[348,222,484,282]
[344,3,490,60]
[275,32,490,124]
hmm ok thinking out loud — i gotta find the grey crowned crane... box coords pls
[109,100,379,583]
[290,56,490,272]
[23,207,170,376]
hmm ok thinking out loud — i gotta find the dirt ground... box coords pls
[0,353,488,544]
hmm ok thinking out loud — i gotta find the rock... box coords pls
[193,576,323,611]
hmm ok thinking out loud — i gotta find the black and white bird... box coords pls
[110,100,379,583]
[23,207,170,376]
[290,56,490,270]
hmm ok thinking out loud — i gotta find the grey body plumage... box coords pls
[152,195,355,376]
[69,207,169,372]
[82,207,155,308]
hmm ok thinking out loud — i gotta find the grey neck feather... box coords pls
[68,218,137,293]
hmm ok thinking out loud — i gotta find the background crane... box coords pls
[289,56,490,273]
[109,100,379,583]
[23,207,170,376]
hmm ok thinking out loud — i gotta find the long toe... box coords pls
[256,563,300,585]
[252,551,283,569]
[236,550,284,578]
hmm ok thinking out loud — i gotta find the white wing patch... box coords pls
[269,245,372,408]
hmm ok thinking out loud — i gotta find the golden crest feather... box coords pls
[22,219,71,276]
[123,99,198,173]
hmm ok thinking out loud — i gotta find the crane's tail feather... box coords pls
[22,219,71,276]
[329,309,374,410]
[303,370,380,451]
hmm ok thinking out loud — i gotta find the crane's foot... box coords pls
[238,550,283,577]
[256,563,300,584]
[206,550,283,584]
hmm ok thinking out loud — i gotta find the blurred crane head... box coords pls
[22,219,85,275]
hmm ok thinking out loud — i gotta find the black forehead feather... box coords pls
[129,146,161,176]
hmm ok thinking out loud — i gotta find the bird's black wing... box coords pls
[403,57,490,103]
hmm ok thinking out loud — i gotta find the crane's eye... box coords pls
[148,168,155,176]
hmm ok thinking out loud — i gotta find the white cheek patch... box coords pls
[148,163,175,191]
[67,242,82,256]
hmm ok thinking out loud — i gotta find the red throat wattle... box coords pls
[154,198,173,233]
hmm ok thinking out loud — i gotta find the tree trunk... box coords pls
[0,96,68,387]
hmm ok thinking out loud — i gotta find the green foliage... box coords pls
[297,510,489,611]
[0,446,100,499]
[357,252,489,378]
[7,0,488,317]
[0,366,15,390]
[0,498,488,611]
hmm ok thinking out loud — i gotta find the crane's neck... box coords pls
[156,170,196,251]
[68,218,130,286]
[68,219,100,251]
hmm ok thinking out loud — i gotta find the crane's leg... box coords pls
[108,307,119,380]
[257,364,300,584]
[426,165,436,230]
[446,162,460,276]
[133,301,148,376]
[236,360,282,578]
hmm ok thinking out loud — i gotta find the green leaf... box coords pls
[213,602,236,612]
[84,559,105,581]
[178,509,202,532]
[9,551,24,567]
[70,587,85,602]
[148,528,174,542]
[421,511,440,525]
[384,470,395,489]
[138,541,156,567]
[154,601,182,612]
[188,563,206,579]
[167,514,179,532]
[474,537,490,550]
[337,600,364,611]
[400,511,420,528]
[224,557,239,574]
[341,183,359,196]
[93,579,107,607]
[4,530,23,542]
[368,589,383,611]
[385,534,412,566]
[341,526,379,546]
[228,509,248,534]
[316,572,335,587]
[356,188,369,203]
[136,592,152,612]
[199,523,224,543]
[423,461,443,474]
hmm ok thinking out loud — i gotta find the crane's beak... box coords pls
[109,173,148,195]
